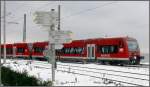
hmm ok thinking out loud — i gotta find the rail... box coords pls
[7,59,149,86]
[57,66,149,81]
[56,69,145,86]
[32,64,148,86]
[58,63,149,76]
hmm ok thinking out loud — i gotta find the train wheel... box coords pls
[135,58,140,65]
[99,61,105,65]
[101,61,109,65]
[130,59,136,65]
[109,61,117,65]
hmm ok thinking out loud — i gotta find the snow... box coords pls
[1,59,149,86]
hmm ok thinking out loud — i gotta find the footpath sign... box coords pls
[33,9,73,84]
[33,11,58,26]
[43,49,54,64]
[49,30,73,44]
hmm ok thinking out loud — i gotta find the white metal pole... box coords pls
[58,5,60,31]
[3,0,6,64]
[0,0,2,85]
[48,9,56,86]
[23,14,26,42]
[48,24,55,86]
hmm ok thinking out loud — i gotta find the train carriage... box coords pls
[58,37,143,65]
[95,37,138,65]
[0,36,144,65]
[32,41,48,61]
[59,40,86,62]
[1,44,13,58]
[13,43,30,59]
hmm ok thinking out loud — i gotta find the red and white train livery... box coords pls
[0,37,144,65]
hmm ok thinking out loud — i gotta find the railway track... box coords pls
[56,69,146,86]
[61,61,149,68]
[123,64,149,68]
[28,61,149,86]
[5,59,149,86]
[57,63,149,75]
[33,64,149,86]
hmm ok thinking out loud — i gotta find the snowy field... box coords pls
[1,59,149,86]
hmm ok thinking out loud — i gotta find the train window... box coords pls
[17,48,25,53]
[98,45,118,54]
[70,48,74,54]
[62,47,83,54]
[61,48,65,54]
[56,49,61,54]
[64,48,70,54]
[34,47,44,53]
[127,40,138,51]
[74,47,78,54]
[76,48,83,54]
[1,48,4,53]
[6,48,13,54]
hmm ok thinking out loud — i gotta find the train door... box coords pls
[87,44,95,60]
[27,43,33,60]
[13,46,16,58]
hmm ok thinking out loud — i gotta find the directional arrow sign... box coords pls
[33,11,58,26]
[49,30,73,44]
[43,49,54,64]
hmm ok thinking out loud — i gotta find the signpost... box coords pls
[33,8,73,86]
[48,30,73,44]
[43,49,54,64]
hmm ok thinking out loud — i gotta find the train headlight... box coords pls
[119,48,124,52]
[134,56,137,59]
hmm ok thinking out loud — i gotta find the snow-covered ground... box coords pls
[1,59,149,86]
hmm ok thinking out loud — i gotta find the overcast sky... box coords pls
[0,1,149,53]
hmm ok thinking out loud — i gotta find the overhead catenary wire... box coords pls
[61,1,117,22]
[1,2,29,19]
[27,2,118,30]
[6,1,56,24]
[5,1,118,42]
[59,1,118,32]
[8,1,117,26]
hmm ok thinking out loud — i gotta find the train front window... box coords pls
[127,40,138,51]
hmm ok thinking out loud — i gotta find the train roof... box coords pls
[82,36,136,41]
[0,36,137,46]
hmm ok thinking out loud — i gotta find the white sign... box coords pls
[43,49,54,64]
[33,11,58,26]
[43,49,52,57]
[49,30,73,44]
[55,44,64,49]
[27,43,33,51]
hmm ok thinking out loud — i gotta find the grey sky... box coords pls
[0,1,149,53]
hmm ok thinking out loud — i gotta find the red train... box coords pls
[0,37,144,65]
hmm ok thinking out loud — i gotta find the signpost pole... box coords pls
[48,9,56,86]
[3,0,6,64]
[23,14,26,42]
[0,0,1,85]
[33,8,73,86]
